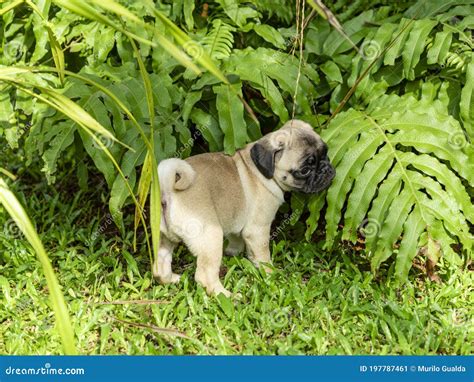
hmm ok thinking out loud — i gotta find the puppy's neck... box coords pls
[236,150,285,203]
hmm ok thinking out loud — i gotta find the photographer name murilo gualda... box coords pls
[418,365,466,372]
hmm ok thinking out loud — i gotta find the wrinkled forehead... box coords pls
[288,126,322,150]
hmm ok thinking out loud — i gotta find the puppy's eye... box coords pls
[300,167,312,176]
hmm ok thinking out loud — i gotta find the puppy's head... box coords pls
[250,120,335,193]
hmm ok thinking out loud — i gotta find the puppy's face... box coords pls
[251,120,335,193]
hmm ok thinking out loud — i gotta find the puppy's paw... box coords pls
[154,272,181,285]
[253,261,274,275]
[263,265,274,274]
[170,273,181,284]
[232,292,243,300]
[213,285,232,298]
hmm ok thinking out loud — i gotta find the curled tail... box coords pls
[158,159,196,236]
[158,158,196,193]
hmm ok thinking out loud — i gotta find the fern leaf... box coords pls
[183,0,195,30]
[460,62,474,138]
[365,167,403,253]
[233,69,289,121]
[202,19,235,60]
[189,108,224,152]
[402,19,437,80]
[225,47,319,117]
[383,18,414,66]
[374,187,415,268]
[216,0,260,27]
[213,83,248,154]
[324,129,382,247]
[400,152,474,223]
[41,122,76,183]
[310,94,474,280]
[341,146,393,242]
[427,30,452,65]
[395,206,425,280]
[253,24,286,49]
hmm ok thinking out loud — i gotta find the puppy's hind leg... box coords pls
[186,226,231,297]
[242,225,273,273]
[152,236,181,284]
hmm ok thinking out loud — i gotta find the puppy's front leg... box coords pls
[242,225,273,272]
[186,226,231,297]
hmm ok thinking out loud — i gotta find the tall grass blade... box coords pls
[0,0,23,16]
[0,178,76,354]
[130,39,161,267]
[25,0,65,84]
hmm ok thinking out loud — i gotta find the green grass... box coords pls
[0,169,472,355]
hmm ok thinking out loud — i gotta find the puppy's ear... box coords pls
[251,142,276,179]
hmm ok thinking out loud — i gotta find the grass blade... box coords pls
[133,152,152,250]
[0,178,76,354]
[52,0,156,47]
[130,39,161,268]
[0,0,24,16]
[306,0,359,52]
[25,0,65,84]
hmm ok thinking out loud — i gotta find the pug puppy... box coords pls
[153,119,335,297]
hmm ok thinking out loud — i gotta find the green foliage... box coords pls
[1,0,473,282]
[304,2,473,278]
[308,94,473,279]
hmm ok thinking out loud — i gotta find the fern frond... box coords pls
[307,94,474,280]
[225,47,319,117]
[202,19,235,60]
